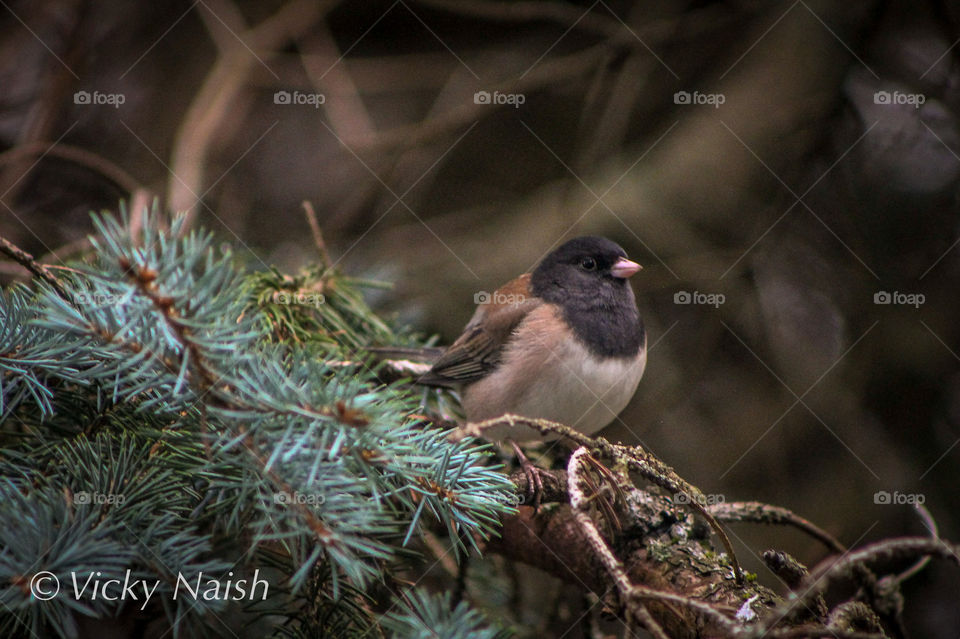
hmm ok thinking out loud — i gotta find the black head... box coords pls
[531,236,639,304]
[530,236,644,357]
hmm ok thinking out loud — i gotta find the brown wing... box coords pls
[420,274,540,386]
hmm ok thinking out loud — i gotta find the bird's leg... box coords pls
[509,439,546,511]
[579,453,624,534]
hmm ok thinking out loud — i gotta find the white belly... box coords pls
[464,335,646,441]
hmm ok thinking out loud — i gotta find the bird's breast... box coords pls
[462,305,646,440]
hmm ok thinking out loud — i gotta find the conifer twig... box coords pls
[302,200,333,267]
[0,234,68,298]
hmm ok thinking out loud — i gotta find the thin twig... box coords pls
[567,447,669,639]
[359,3,740,155]
[360,43,611,154]
[169,0,340,225]
[127,188,152,242]
[302,200,333,267]
[0,234,68,298]
[891,503,937,585]
[300,22,377,147]
[0,142,143,194]
[0,2,85,204]
[755,537,960,636]
[761,550,810,589]
[709,501,847,554]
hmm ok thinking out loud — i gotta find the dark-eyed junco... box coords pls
[421,236,646,440]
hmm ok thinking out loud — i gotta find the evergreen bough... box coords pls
[0,206,515,638]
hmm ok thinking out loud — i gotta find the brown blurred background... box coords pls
[1,0,958,635]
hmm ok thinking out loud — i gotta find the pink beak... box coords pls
[610,257,642,279]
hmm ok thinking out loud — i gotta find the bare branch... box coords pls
[709,501,846,554]
[0,234,68,298]
[454,414,744,583]
[302,201,333,267]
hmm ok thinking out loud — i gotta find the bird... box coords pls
[420,235,646,442]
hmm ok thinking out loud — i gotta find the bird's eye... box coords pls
[579,257,597,271]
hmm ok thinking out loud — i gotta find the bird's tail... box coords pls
[364,346,457,388]
[366,346,445,362]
